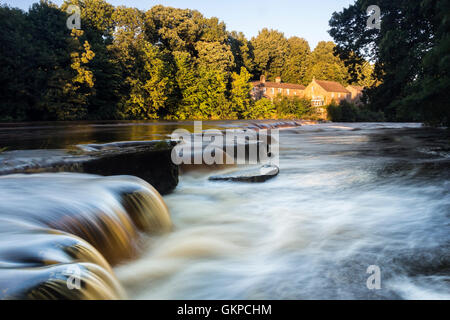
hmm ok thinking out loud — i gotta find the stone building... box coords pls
[251,76,305,100]
[302,78,351,106]
[346,85,364,105]
[250,76,365,119]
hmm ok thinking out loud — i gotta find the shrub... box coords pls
[327,100,385,122]
[244,98,277,119]
[273,95,313,118]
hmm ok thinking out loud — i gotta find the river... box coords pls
[0,121,449,299]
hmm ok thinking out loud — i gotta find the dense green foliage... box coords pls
[273,96,315,119]
[250,30,374,86]
[244,98,276,119]
[329,0,450,126]
[242,96,316,120]
[0,0,373,121]
[327,101,385,122]
[4,0,443,123]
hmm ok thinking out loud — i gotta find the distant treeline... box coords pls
[0,1,447,125]
[0,0,372,121]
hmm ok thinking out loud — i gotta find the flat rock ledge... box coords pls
[0,140,179,195]
[208,165,279,183]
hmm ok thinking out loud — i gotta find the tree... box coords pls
[230,67,253,118]
[23,1,97,120]
[329,0,449,125]
[195,41,234,74]
[282,37,311,85]
[172,50,199,119]
[63,0,123,119]
[251,28,289,80]
[305,41,349,84]
[175,66,232,120]
[244,98,276,119]
[63,0,115,39]
[3,2,389,122]
[273,95,312,118]
[124,42,174,119]
[229,31,255,74]
[145,5,204,54]
[40,29,96,120]
[0,5,33,120]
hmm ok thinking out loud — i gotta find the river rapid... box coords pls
[116,122,449,299]
[0,121,449,299]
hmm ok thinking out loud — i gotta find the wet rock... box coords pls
[208,165,279,183]
[81,142,178,195]
[0,140,179,195]
[173,129,278,173]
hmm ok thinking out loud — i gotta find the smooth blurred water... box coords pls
[0,121,448,299]
[114,122,450,299]
[0,173,173,299]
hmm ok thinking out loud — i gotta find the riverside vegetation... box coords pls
[0,0,448,125]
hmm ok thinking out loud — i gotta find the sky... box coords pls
[3,0,355,49]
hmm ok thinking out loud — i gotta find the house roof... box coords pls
[251,81,305,90]
[314,80,350,93]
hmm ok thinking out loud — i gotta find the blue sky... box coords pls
[4,0,354,48]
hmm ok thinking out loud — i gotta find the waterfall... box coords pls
[0,173,172,299]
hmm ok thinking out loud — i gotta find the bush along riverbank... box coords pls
[327,100,386,122]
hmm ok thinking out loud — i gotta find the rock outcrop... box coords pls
[0,140,179,195]
[209,165,279,183]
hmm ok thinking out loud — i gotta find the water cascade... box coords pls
[0,173,172,299]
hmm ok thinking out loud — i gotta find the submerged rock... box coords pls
[208,165,279,183]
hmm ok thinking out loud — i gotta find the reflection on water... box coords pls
[114,122,450,300]
[0,120,270,150]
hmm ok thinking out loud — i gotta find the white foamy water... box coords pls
[113,122,449,299]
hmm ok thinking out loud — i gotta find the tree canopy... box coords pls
[1,0,443,124]
[329,0,449,126]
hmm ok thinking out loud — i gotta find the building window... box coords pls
[263,88,266,94]
[294,91,297,95]
[331,93,334,98]
[271,88,274,94]
[338,93,341,98]
[311,99,324,106]
[278,88,282,93]
[287,89,290,95]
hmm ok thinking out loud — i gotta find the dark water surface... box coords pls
[0,121,449,299]
[0,120,257,150]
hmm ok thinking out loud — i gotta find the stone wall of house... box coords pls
[303,79,350,106]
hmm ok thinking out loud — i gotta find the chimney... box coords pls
[260,75,266,83]
[275,77,281,83]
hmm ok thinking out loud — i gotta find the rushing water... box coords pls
[0,121,449,299]
[0,173,171,299]
[115,122,450,300]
